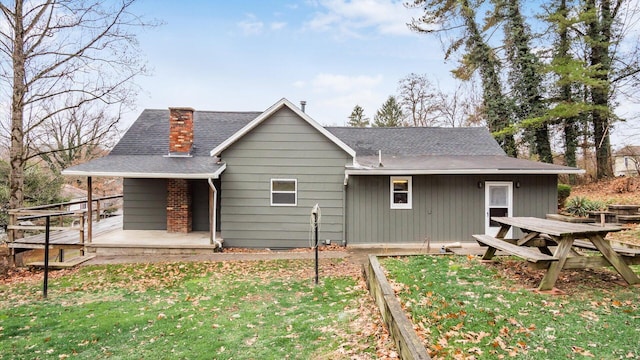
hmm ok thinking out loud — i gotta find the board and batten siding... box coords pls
[219,107,352,248]
[123,178,167,230]
[346,174,557,244]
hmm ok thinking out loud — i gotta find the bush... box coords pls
[564,196,606,217]
[557,184,571,208]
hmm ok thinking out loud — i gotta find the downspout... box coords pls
[207,178,222,249]
[342,173,349,247]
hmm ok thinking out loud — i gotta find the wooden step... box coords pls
[27,255,96,269]
[617,215,640,223]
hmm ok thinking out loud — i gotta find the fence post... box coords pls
[87,177,93,243]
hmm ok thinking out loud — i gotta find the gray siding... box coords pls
[220,107,351,248]
[346,174,557,244]
[123,178,167,230]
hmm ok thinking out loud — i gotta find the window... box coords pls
[390,176,412,209]
[271,179,297,206]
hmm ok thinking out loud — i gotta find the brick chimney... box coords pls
[168,107,195,155]
[167,179,192,233]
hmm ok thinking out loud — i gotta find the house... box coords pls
[62,98,583,248]
[613,146,640,177]
[61,184,88,212]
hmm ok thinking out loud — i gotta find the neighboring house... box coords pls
[613,146,640,177]
[63,98,582,248]
[60,184,88,212]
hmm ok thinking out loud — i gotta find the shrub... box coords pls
[557,184,571,208]
[564,196,606,217]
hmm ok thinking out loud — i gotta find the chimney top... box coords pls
[300,101,307,113]
[168,107,195,156]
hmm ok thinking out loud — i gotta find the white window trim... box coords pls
[270,178,297,207]
[390,176,412,209]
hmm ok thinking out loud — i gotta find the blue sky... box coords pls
[127,0,638,146]
[128,0,450,126]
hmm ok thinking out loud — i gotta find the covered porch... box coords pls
[87,220,223,256]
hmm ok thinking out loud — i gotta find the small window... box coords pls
[271,179,297,206]
[390,176,412,209]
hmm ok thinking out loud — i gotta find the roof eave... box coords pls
[345,168,585,175]
[61,168,227,179]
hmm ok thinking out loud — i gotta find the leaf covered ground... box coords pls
[383,255,640,360]
[0,259,397,359]
[569,177,640,246]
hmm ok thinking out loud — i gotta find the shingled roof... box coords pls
[111,109,261,156]
[63,109,260,178]
[326,127,505,156]
[63,98,582,178]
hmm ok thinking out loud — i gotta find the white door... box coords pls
[485,182,513,237]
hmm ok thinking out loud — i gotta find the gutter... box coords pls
[344,168,585,176]
[62,163,229,179]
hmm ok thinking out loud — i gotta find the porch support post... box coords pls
[208,178,217,245]
[87,176,93,243]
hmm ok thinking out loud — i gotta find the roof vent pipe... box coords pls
[300,101,307,113]
[378,150,383,167]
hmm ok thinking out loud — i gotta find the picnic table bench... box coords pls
[473,217,640,291]
[472,234,558,263]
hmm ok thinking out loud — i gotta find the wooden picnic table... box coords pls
[473,216,640,291]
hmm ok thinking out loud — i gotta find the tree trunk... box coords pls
[587,0,614,179]
[9,1,26,210]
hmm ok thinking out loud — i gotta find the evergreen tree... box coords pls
[545,0,594,180]
[347,105,370,127]
[500,0,552,162]
[409,0,517,156]
[373,96,404,127]
[585,0,615,179]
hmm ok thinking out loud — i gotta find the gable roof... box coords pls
[615,146,640,157]
[111,109,261,156]
[210,98,356,158]
[326,126,582,175]
[62,109,259,178]
[326,127,505,156]
[63,98,583,178]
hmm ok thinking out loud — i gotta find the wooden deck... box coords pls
[8,216,123,250]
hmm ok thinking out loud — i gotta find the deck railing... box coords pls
[7,194,123,244]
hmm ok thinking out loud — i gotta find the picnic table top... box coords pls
[491,217,623,237]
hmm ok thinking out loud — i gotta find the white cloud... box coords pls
[292,80,306,88]
[237,14,264,35]
[305,0,420,37]
[270,21,287,30]
[292,73,385,125]
[311,73,383,93]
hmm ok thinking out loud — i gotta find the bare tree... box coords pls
[397,73,438,126]
[34,104,121,172]
[0,0,155,209]
[432,81,482,127]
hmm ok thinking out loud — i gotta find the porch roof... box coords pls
[347,155,584,175]
[62,155,226,179]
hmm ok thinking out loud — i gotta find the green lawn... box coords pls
[0,259,386,359]
[382,255,640,359]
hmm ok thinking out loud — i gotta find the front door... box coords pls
[485,182,513,237]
